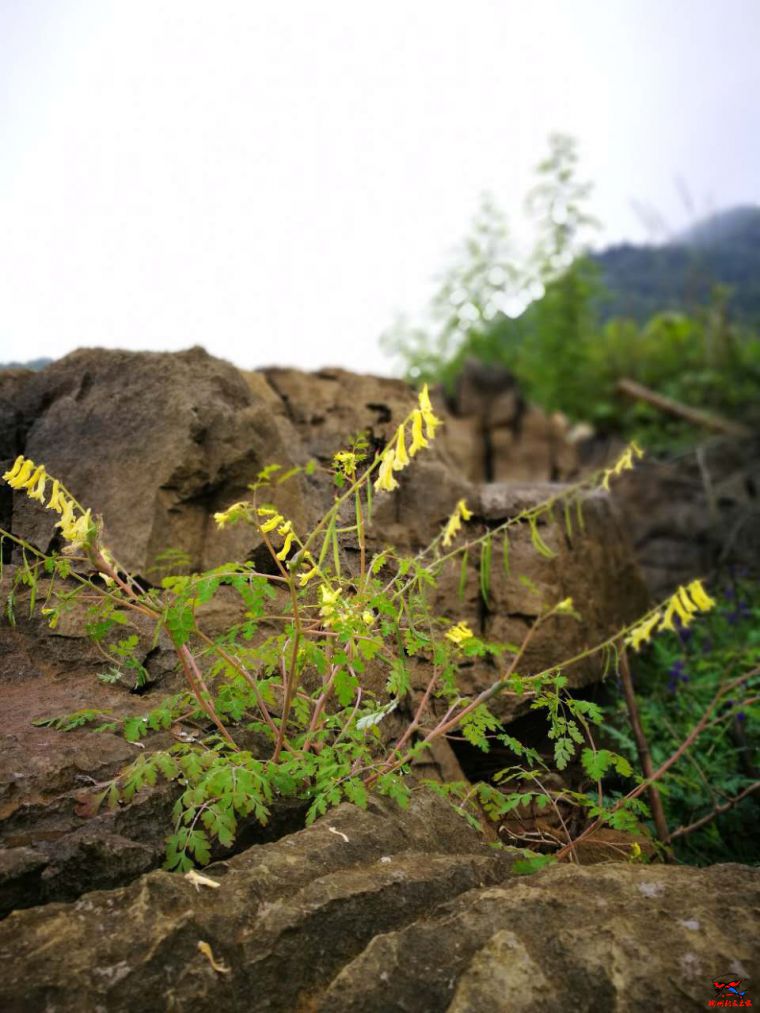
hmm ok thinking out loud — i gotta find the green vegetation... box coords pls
[380,134,759,862]
[3,392,756,871]
[609,575,760,865]
[596,206,760,328]
[383,136,760,446]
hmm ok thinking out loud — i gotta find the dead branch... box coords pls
[616,378,752,438]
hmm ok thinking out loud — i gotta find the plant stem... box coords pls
[618,646,673,857]
[554,666,759,862]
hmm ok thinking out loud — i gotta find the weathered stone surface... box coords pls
[0,603,175,915]
[0,792,755,1013]
[320,862,760,1012]
[3,347,312,576]
[613,436,760,595]
[0,792,517,1012]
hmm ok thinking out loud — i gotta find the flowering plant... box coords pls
[2,385,749,871]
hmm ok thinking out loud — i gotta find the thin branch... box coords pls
[618,646,673,856]
[555,666,760,862]
[668,780,760,841]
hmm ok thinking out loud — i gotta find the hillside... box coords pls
[594,205,760,324]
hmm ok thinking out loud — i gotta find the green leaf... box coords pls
[334,668,359,707]
[386,657,410,697]
[343,779,368,809]
[512,852,557,876]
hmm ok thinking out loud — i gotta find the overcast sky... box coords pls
[1,0,758,374]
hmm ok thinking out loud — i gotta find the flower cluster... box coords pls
[2,456,94,548]
[318,583,374,629]
[442,499,473,548]
[212,501,252,528]
[374,385,443,493]
[601,441,644,491]
[625,579,716,651]
[445,620,474,645]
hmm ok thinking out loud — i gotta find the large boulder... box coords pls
[4,347,310,576]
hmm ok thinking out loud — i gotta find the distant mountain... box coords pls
[0,357,52,371]
[593,206,760,326]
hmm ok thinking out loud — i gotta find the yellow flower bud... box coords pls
[393,425,409,470]
[408,410,428,456]
[374,448,399,492]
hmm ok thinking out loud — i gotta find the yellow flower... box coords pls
[442,499,473,548]
[213,501,250,528]
[5,457,35,490]
[276,528,295,561]
[362,610,374,626]
[625,611,661,652]
[418,384,433,414]
[61,509,94,548]
[3,455,26,484]
[319,583,342,620]
[393,425,409,470]
[25,465,48,502]
[555,597,575,614]
[47,480,66,513]
[418,384,443,438]
[687,579,715,612]
[445,621,474,645]
[626,579,715,651]
[57,497,77,539]
[601,442,645,491]
[408,410,428,456]
[259,513,284,533]
[299,565,320,587]
[660,586,697,632]
[374,448,399,492]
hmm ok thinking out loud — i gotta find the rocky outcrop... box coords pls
[0,792,755,1012]
[0,348,650,914]
[1,348,648,704]
[613,435,760,596]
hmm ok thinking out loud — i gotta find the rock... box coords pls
[612,436,760,596]
[0,792,517,1012]
[320,862,759,1012]
[0,792,755,1012]
[3,347,312,576]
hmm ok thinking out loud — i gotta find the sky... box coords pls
[1,0,758,375]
